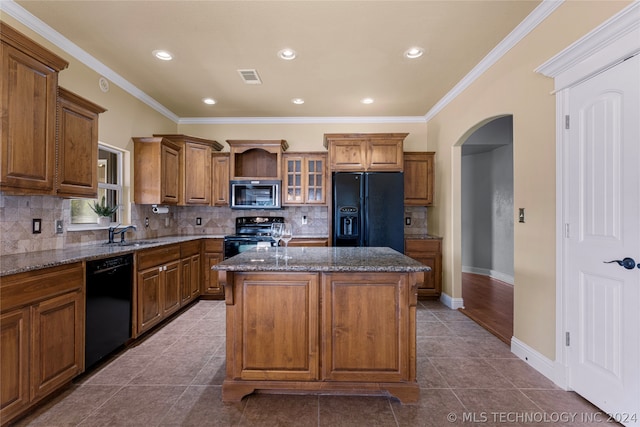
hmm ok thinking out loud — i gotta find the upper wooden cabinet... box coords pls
[0,22,69,195]
[154,134,223,206]
[56,87,106,198]
[212,153,230,206]
[227,139,288,179]
[133,137,182,205]
[404,152,435,206]
[323,133,407,172]
[282,153,327,205]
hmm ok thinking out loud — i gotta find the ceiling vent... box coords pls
[237,69,262,84]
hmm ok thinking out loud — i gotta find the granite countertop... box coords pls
[0,235,226,277]
[213,246,431,273]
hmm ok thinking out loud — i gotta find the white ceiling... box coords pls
[9,0,541,120]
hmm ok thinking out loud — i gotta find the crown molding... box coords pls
[424,0,563,122]
[535,1,640,91]
[179,116,427,125]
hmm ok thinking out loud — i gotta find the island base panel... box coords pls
[221,380,419,404]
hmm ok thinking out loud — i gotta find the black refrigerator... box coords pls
[332,172,404,253]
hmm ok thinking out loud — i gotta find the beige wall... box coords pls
[426,1,631,360]
[178,122,428,152]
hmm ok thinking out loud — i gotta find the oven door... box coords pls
[224,237,274,259]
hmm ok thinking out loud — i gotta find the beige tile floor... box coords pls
[12,300,615,427]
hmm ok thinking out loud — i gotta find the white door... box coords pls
[565,54,640,424]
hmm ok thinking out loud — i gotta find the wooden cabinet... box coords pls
[322,272,409,382]
[133,137,182,205]
[154,134,223,206]
[202,239,224,298]
[0,263,84,425]
[212,153,230,206]
[0,22,69,195]
[136,245,182,334]
[180,240,201,306]
[404,152,434,206]
[56,87,106,198]
[404,238,442,298]
[221,270,418,403]
[282,153,327,205]
[323,133,407,172]
[227,139,288,179]
[288,238,328,247]
[228,272,319,381]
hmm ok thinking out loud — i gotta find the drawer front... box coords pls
[203,238,223,253]
[180,240,202,258]
[137,245,181,271]
[1,263,84,312]
[404,238,441,254]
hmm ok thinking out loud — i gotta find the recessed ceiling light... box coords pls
[278,48,297,60]
[291,98,304,105]
[361,98,374,105]
[202,98,216,105]
[153,50,173,61]
[404,47,424,59]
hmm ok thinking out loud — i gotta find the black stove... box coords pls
[223,217,284,258]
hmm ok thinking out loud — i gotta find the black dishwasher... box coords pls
[85,254,133,369]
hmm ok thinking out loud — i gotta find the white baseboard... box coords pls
[511,337,561,386]
[440,292,464,309]
[462,266,514,285]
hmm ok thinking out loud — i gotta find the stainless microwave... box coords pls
[230,180,281,209]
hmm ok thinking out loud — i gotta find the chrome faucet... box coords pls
[108,225,137,244]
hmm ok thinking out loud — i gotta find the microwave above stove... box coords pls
[230,180,281,209]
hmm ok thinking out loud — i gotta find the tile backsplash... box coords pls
[0,194,428,256]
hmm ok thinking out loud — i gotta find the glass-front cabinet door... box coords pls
[283,153,326,205]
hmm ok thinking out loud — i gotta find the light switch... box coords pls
[519,208,525,223]
[32,219,41,234]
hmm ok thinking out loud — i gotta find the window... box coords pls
[71,145,123,225]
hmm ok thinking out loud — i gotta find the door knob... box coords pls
[604,257,638,270]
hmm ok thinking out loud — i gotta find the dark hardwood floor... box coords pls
[459,272,514,345]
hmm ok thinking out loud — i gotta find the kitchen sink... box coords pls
[105,240,160,247]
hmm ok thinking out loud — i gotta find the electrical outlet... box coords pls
[32,218,42,234]
[196,217,202,226]
[145,217,149,228]
[55,220,64,234]
[301,215,307,225]
[405,217,411,226]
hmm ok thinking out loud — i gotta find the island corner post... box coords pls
[213,247,429,404]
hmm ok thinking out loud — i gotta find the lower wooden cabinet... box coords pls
[180,241,201,306]
[136,245,182,335]
[202,239,224,298]
[404,237,442,298]
[0,263,84,425]
[222,270,418,403]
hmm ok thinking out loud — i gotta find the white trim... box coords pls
[461,266,514,285]
[178,116,427,125]
[511,337,565,388]
[439,292,464,310]
[2,0,560,126]
[536,2,640,91]
[424,0,563,121]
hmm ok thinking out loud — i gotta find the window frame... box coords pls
[68,143,124,230]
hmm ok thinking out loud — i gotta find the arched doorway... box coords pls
[459,115,514,344]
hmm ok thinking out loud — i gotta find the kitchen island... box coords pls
[213,246,430,404]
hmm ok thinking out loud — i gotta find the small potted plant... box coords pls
[88,196,118,226]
